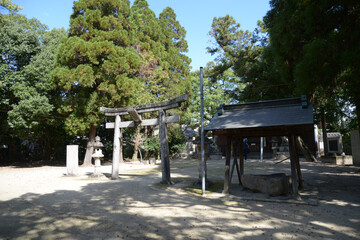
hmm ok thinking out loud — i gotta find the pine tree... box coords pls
[131,0,164,104]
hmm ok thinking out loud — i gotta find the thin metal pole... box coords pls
[260,137,264,160]
[200,67,206,196]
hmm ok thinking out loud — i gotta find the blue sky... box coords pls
[13,0,270,71]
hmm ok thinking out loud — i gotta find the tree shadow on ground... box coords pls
[0,159,359,239]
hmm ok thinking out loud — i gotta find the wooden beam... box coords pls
[100,94,188,115]
[106,115,180,129]
[211,124,316,138]
[127,108,142,124]
[103,103,181,116]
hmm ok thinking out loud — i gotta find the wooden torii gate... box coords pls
[100,94,188,183]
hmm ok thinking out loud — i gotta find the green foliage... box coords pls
[0,5,68,161]
[0,0,192,162]
[184,68,232,128]
[54,0,191,136]
[167,124,186,156]
[53,0,144,135]
[264,0,360,131]
[6,28,67,140]
[141,136,160,158]
[0,0,22,13]
[206,15,285,103]
[158,7,191,101]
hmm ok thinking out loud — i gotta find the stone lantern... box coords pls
[92,136,104,177]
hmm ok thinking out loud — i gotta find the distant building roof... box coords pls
[205,97,313,132]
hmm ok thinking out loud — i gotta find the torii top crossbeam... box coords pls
[100,94,188,116]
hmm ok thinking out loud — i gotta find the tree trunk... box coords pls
[144,126,148,138]
[42,135,51,161]
[132,125,141,162]
[8,138,19,162]
[321,109,328,156]
[82,124,96,167]
[296,136,317,162]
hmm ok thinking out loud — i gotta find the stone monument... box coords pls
[66,145,79,176]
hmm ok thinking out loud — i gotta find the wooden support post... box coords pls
[223,136,232,194]
[111,115,121,179]
[239,137,244,185]
[229,140,241,184]
[294,137,303,190]
[229,143,235,184]
[288,134,300,199]
[159,110,171,184]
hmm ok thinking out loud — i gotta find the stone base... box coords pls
[241,173,291,196]
[274,152,290,160]
[321,155,353,165]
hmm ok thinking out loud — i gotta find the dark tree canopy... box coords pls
[264,0,360,133]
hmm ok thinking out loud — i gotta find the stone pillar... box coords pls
[351,130,360,166]
[66,145,79,176]
[112,114,121,179]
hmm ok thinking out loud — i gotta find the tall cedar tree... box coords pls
[53,0,143,166]
[131,0,163,104]
[158,7,191,101]
[131,1,191,102]
[129,1,191,161]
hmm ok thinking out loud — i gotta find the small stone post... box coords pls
[66,145,79,176]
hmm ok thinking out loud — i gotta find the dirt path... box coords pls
[0,157,359,239]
